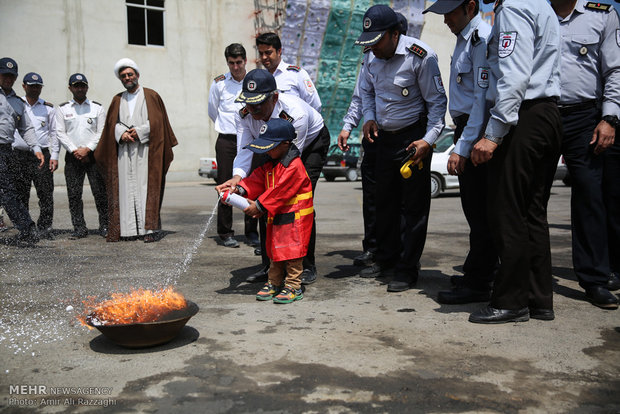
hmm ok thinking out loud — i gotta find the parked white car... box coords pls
[430,128,459,198]
[198,157,218,182]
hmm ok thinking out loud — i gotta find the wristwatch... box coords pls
[602,115,619,129]
[483,133,503,145]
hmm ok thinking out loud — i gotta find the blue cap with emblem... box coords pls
[355,5,398,46]
[422,0,466,14]
[235,69,277,105]
[244,118,296,154]
[0,57,18,76]
[68,73,88,86]
[23,72,44,85]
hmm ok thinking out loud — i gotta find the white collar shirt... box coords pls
[55,98,106,153]
[208,72,244,135]
[272,60,322,112]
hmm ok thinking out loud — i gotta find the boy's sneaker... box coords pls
[256,282,280,301]
[273,286,303,304]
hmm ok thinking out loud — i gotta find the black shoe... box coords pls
[387,274,417,292]
[246,266,269,283]
[69,228,88,240]
[529,308,555,321]
[353,251,375,267]
[450,275,465,286]
[99,226,108,238]
[246,232,260,247]
[37,227,55,240]
[254,247,262,256]
[437,286,491,304]
[585,286,619,310]
[360,263,392,278]
[469,306,529,324]
[17,226,39,245]
[608,273,620,291]
[221,236,239,248]
[301,266,317,285]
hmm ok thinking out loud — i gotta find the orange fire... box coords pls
[78,286,187,328]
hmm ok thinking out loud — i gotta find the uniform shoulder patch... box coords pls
[92,101,102,106]
[471,29,481,46]
[279,110,294,123]
[363,46,371,54]
[214,74,226,82]
[585,2,611,11]
[44,101,53,107]
[407,44,427,58]
[59,101,69,107]
[286,65,301,72]
[239,106,249,119]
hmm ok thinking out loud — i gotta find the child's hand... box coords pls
[244,200,263,218]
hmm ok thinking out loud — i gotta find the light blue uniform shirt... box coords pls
[484,0,561,139]
[556,0,620,118]
[0,89,38,150]
[342,66,364,132]
[360,35,447,146]
[449,15,492,157]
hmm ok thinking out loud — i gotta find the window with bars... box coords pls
[126,0,165,46]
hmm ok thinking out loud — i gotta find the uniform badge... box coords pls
[41,121,46,127]
[402,87,409,97]
[363,17,372,29]
[477,68,490,89]
[76,74,83,81]
[498,31,517,58]
[456,75,462,84]
[304,79,315,92]
[6,62,14,69]
[260,124,268,134]
[433,76,445,94]
[247,80,257,91]
[87,118,93,124]
[579,46,588,56]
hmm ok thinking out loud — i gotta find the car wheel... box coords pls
[430,173,442,198]
[345,168,358,182]
[324,175,336,182]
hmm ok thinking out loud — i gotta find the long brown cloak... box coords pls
[95,87,178,242]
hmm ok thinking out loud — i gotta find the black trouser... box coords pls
[604,133,620,276]
[0,143,34,232]
[215,133,257,239]
[13,148,54,230]
[374,120,430,278]
[561,104,612,289]
[64,151,108,231]
[453,115,497,290]
[361,138,377,254]
[258,125,331,270]
[488,98,561,310]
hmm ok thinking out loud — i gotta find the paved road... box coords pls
[0,179,618,413]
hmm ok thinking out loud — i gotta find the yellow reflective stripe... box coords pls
[285,191,313,205]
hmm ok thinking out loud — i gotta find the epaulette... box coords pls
[363,46,371,54]
[214,74,226,82]
[585,2,611,11]
[407,44,427,58]
[239,106,249,119]
[44,101,53,107]
[59,101,69,106]
[92,101,102,106]
[286,65,301,72]
[279,110,294,123]
[471,29,481,46]
[494,0,503,12]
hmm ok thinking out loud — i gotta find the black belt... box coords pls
[453,114,469,129]
[0,143,12,150]
[557,100,597,115]
[380,117,426,136]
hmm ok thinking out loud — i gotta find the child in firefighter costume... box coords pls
[234,119,314,303]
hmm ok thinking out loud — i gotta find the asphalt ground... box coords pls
[0,178,618,413]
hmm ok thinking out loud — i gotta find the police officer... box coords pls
[469,0,563,323]
[423,0,498,304]
[215,69,330,285]
[550,0,620,309]
[357,5,447,292]
[12,72,59,239]
[338,13,409,269]
[0,57,44,244]
[256,32,322,112]
[55,73,108,239]
[208,43,259,249]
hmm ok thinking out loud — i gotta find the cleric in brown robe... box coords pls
[95,58,177,242]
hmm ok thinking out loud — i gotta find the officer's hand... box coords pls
[49,159,58,172]
[74,147,90,159]
[215,175,242,196]
[471,138,497,166]
[337,130,350,152]
[362,120,379,143]
[34,152,45,169]
[447,153,467,175]
[244,200,263,219]
[591,120,615,155]
[406,140,431,166]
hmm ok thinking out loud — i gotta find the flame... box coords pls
[78,286,187,328]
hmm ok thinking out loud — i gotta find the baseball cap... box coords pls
[355,5,398,46]
[235,69,277,104]
[23,72,44,85]
[0,57,18,76]
[244,118,296,154]
[423,0,466,14]
[69,73,88,86]
[396,12,408,35]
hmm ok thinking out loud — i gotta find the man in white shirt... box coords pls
[55,73,108,239]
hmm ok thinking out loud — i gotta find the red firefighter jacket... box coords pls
[239,146,313,262]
